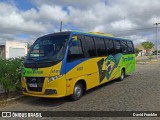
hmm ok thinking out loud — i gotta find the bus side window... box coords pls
[104,39,115,55]
[94,37,106,56]
[121,40,128,54]
[67,35,84,62]
[81,36,96,58]
[127,41,134,54]
[113,40,122,54]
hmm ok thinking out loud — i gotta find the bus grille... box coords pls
[26,77,45,92]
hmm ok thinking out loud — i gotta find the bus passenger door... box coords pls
[66,35,86,95]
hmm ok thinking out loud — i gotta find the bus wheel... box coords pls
[70,83,83,101]
[119,69,125,81]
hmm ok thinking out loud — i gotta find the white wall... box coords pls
[5,41,28,59]
[138,50,146,56]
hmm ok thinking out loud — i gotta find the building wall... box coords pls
[138,50,146,56]
[5,41,28,59]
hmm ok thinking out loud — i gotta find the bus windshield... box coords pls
[26,35,68,62]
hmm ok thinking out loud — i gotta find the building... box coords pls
[0,41,28,59]
[0,45,5,59]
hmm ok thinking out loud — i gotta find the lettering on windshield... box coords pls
[40,40,52,45]
[25,70,43,74]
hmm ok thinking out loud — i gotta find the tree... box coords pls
[141,41,154,52]
[0,58,24,97]
[135,48,141,56]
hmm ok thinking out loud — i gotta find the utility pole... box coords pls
[154,23,160,59]
[60,21,62,32]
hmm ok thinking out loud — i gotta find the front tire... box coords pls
[70,83,83,101]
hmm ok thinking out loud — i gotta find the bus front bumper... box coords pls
[21,76,67,98]
[22,91,66,98]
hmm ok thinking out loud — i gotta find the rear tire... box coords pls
[118,69,125,81]
[70,83,83,101]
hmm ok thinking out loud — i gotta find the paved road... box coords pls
[1,62,160,120]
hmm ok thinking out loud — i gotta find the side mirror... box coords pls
[71,36,78,46]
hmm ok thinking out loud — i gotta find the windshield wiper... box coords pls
[26,57,54,63]
[26,58,35,62]
[36,57,53,62]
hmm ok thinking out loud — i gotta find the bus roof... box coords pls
[38,31,132,42]
[71,31,132,42]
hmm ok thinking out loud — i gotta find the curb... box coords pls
[0,95,25,104]
[136,61,150,64]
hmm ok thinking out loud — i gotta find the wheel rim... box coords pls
[74,85,82,98]
[121,70,124,80]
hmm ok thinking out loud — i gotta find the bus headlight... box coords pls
[48,75,63,83]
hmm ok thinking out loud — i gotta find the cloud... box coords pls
[0,3,47,35]
[0,0,160,45]
[0,2,68,43]
[124,35,149,45]
[38,4,69,22]
[31,0,102,9]
[111,20,137,30]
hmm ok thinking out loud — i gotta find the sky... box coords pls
[0,0,160,46]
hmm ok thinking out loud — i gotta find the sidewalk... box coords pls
[0,85,4,94]
[0,91,24,104]
[136,56,159,64]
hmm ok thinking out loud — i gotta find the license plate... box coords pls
[29,83,37,88]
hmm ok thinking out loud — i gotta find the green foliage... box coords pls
[135,48,141,56]
[0,57,24,96]
[141,41,154,50]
